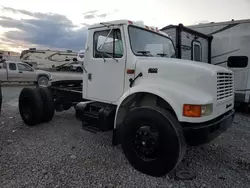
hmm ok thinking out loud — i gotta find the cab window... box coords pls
[93,29,123,58]
[192,41,202,62]
[18,63,33,71]
[9,63,17,70]
[227,56,248,68]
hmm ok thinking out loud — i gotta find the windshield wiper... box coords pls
[136,51,152,56]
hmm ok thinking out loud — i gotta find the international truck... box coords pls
[17,20,235,177]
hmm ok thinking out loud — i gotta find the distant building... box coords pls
[0,50,20,62]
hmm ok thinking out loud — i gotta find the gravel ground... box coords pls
[0,100,250,188]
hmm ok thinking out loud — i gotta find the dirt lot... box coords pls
[0,93,250,188]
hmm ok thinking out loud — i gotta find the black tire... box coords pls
[121,107,186,177]
[19,88,43,126]
[37,87,55,122]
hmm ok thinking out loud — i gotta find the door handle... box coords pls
[19,71,23,73]
[88,73,92,81]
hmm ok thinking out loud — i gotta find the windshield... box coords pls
[128,26,176,58]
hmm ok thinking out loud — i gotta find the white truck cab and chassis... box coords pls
[18,20,235,177]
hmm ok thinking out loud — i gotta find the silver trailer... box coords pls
[188,19,250,107]
[161,24,213,63]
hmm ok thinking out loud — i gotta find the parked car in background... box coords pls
[70,58,83,72]
[0,60,52,87]
[56,59,83,72]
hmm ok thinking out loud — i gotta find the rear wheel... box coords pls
[121,107,186,177]
[38,87,55,122]
[19,88,43,125]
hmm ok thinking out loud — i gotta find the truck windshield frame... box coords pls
[128,25,176,58]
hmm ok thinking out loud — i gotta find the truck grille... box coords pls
[217,72,233,101]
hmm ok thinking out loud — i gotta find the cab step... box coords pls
[81,123,102,133]
[75,101,117,132]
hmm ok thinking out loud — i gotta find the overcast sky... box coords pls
[0,0,250,53]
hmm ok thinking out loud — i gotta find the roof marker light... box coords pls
[128,20,133,25]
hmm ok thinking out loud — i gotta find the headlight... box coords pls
[183,104,213,117]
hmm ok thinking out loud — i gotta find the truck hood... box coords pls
[35,69,50,74]
[134,57,232,97]
[136,57,231,74]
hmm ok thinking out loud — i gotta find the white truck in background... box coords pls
[0,60,52,86]
[18,20,235,177]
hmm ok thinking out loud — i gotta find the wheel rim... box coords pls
[133,124,159,161]
[38,77,48,87]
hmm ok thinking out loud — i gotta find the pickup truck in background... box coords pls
[0,61,52,87]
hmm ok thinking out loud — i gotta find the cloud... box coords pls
[0,6,88,51]
[98,14,107,18]
[82,9,118,20]
[84,14,95,19]
[83,10,99,15]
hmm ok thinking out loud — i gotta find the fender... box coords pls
[36,73,50,81]
[114,81,214,127]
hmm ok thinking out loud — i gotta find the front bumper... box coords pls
[182,109,235,146]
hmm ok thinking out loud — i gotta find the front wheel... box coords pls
[121,107,186,177]
[37,76,49,87]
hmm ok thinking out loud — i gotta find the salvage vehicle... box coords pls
[69,58,83,72]
[18,20,235,177]
[0,61,52,86]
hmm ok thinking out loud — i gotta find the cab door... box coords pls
[17,63,36,81]
[84,26,126,103]
[7,62,20,81]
